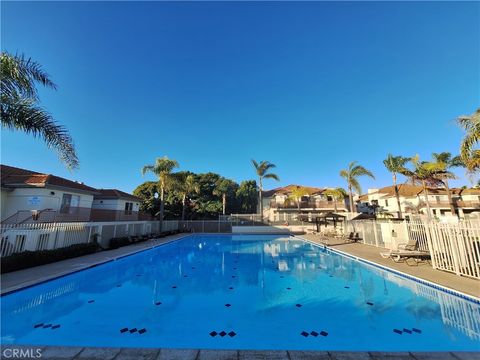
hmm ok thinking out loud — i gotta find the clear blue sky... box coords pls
[1,1,479,193]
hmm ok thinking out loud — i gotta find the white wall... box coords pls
[91,198,140,211]
[1,187,94,221]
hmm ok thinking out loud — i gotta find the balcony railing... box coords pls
[456,200,480,209]
[269,200,346,210]
[2,207,154,224]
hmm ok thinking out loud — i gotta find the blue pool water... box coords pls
[1,234,479,351]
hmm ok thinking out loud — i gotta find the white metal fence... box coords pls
[345,219,480,279]
[0,220,163,257]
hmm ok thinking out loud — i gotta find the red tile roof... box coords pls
[95,189,142,202]
[262,184,324,198]
[1,164,98,194]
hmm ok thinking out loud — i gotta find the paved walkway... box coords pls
[0,346,479,360]
[1,233,189,294]
[300,234,480,299]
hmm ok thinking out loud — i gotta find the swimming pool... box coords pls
[1,234,479,351]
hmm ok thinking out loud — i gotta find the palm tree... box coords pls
[213,179,234,215]
[1,52,78,169]
[457,108,480,172]
[142,156,179,221]
[323,187,347,212]
[400,155,453,218]
[431,152,463,216]
[251,160,280,218]
[288,186,310,214]
[174,174,200,220]
[340,162,375,214]
[383,154,409,218]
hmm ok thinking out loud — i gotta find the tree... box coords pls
[340,162,375,214]
[323,187,347,212]
[400,155,454,218]
[236,180,258,214]
[457,108,480,172]
[141,156,179,221]
[383,154,409,218]
[173,173,200,220]
[1,52,78,169]
[213,178,237,215]
[251,160,280,218]
[431,152,463,216]
[133,181,160,218]
[288,186,310,214]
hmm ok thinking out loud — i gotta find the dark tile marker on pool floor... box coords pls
[219,331,227,337]
[393,329,403,335]
[228,287,234,290]
[120,328,129,333]
[366,302,374,306]
[301,331,309,337]
[51,325,61,330]
[155,302,162,306]
[286,287,292,290]
[129,328,138,333]
[138,328,147,334]
[412,328,422,333]
[225,304,231,307]
[116,284,122,287]
[295,304,302,308]
[320,331,328,337]
[228,331,236,337]
[34,323,44,328]
[210,331,218,337]
[88,300,95,303]
[310,331,319,337]
[403,328,412,334]
[43,324,52,329]
[172,286,177,289]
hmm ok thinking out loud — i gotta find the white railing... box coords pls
[423,220,480,279]
[0,220,164,257]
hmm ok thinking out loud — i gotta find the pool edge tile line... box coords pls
[296,235,480,304]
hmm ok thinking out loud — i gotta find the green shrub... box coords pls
[108,237,131,249]
[1,242,99,274]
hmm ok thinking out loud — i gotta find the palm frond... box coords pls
[263,173,280,181]
[1,95,78,169]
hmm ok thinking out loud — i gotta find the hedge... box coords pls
[1,242,100,274]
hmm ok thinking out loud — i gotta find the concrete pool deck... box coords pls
[0,346,479,360]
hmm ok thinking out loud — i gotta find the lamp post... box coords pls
[154,192,161,232]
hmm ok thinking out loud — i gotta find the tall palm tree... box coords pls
[431,152,463,216]
[457,108,480,172]
[323,187,347,212]
[400,155,453,218]
[251,160,280,218]
[1,52,78,169]
[288,186,310,214]
[383,154,409,218]
[340,162,375,214]
[142,156,179,221]
[175,174,200,220]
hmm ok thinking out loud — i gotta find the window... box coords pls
[385,199,389,207]
[125,202,133,215]
[60,194,80,214]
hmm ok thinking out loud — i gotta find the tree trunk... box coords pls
[222,193,226,215]
[334,198,338,213]
[393,173,403,219]
[348,185,354,215]
[422,180,432,219]
[181,194,186,221]
[444,179,456,217]
[259,178,263,219]
[160,186,165,220]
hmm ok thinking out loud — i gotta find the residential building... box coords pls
[1,164,147,224]
[91,189,143,221]
[356,184,480,219]
[261,184,350,222]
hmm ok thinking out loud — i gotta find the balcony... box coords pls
[269,200,346,210]
[456,200,480,209]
